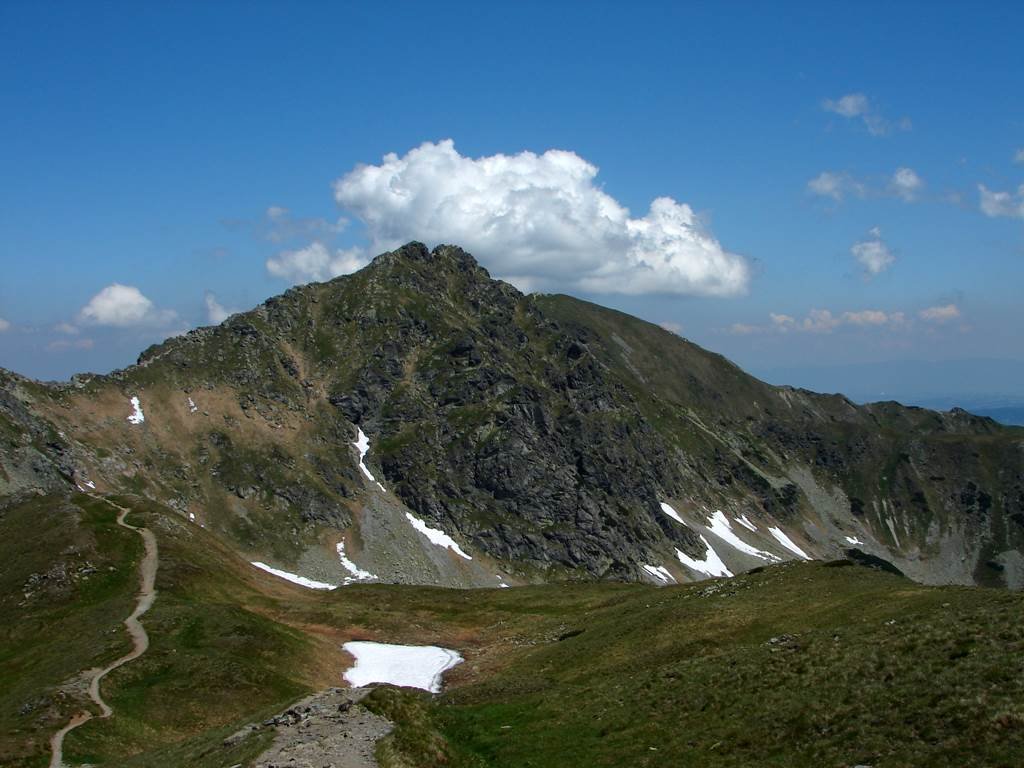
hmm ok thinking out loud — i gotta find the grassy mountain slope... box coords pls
[0,492,327,767]
[539,294,1024,586]
[3,490,1023,766]
[381,561,1024,768]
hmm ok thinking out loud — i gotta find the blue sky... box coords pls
[1,1,1022,397]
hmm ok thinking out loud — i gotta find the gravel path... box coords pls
[247,688,392,768]
[49,499,158,768]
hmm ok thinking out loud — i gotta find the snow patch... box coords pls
[768,527,812,560]
[844,535,864,545]
[676,537,733,578]
[187,396,198,413]
[336,541,377,582]
[343,641,462,693]
[353,428,387,492]
[659,502,685,524]
[885,516,902,548]
[735,514,757,532]
[127,396,145,424]
[251,561,338,590]
[707,510,777,561]
[643,564,676,583]
[405,512,473,560]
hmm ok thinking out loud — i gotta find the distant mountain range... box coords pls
[754,359,1024,425]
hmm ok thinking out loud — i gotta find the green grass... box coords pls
[4,494,1024,767]
[60,497,318,766]
[364,687,482,768]
[0,494,319,767]
[372,566,1024,768]
[0,493,142,767]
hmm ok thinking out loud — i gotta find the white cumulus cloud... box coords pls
[331,140,750,297]
[77,284,177,327]
[266,242,368,284]
[203,291,235,324]
[0,318,10,332]
[919,304,961,323]
[978,184,1024,219]
[890,167,923,201]
[851,227,895,276]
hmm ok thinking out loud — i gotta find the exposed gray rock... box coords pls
[250,688,391,768]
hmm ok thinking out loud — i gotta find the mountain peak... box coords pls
[351,241,516,307]
[369,241,489,277]
[3,236,1022,592]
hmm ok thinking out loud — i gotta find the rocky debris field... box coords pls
[237,688,392,768]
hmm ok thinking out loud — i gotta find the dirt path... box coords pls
[237,688,392,768]
[48,500,158,768]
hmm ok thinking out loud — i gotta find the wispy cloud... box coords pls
[918,304,961,323]
[807,167,923,204]
[843,309,905,327]
[221,206,347,244]
[728,307,907,335]
[978,184,1024,219]
[0,318,10,333]
[806,171,864,201]
[262,206,347,243]
[823,93,871,118]
[821,92,910,137]
[47,337,95,352]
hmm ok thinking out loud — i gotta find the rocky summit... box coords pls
[2,242,1023,589]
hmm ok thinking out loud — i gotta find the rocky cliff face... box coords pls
[2,243,1023,588]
